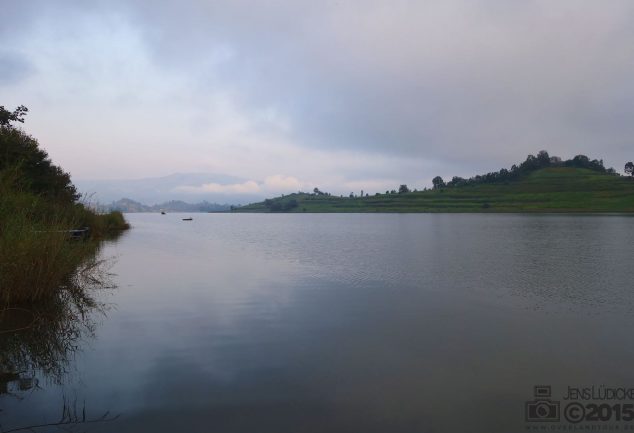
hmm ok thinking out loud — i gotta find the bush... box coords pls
[0,107,129,305]
[0,125,78,203]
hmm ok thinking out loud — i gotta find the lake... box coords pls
[2,213,634,432]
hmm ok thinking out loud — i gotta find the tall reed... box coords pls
[0,171,126,305]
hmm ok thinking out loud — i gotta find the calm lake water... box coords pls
[3,213,634,432]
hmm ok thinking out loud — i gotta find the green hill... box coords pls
[236,167,634,213]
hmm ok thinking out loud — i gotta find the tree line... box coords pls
[431,150,623,190]
[311,150,632,199]
[242,148,633,211]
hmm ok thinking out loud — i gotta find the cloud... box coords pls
[174,180,261,195]
[3,0,634,193]
[91,0,634,166]
[172,175,302,196]
[262,175,302,192]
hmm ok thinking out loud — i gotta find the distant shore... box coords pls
[235,167,634,214]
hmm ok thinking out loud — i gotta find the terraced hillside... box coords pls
[235,168,634,213]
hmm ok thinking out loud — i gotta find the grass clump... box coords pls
[0,170,125,305]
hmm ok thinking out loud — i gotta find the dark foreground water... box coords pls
[2,213,634,432]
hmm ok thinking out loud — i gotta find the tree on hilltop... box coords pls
[432,176,445,190]
[0,105,28,127]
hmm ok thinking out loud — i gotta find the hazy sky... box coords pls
[2,1,634,199]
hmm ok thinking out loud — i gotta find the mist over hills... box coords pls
[75,172,263,206]
[107,198,231,213]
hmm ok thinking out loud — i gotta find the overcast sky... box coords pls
[2,1,634,200]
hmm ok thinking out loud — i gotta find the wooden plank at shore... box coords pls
[34,227,90,238]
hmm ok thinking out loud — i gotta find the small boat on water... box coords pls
[182,217,193,221]
[161,211,166,215]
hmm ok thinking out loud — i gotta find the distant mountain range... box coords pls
[75,172,263,205]
[106,198,231,213]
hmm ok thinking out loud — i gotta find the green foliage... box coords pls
[284,198,299,211]
[0,106,128,305]
[237,167,634,213]
[1,116,79,203]
[0,105,28,127]
[263,196,299,212]
[236,151,632,213]
[626,162,634,177]
[432,176,445,189]
[0,169,127,305]
[443,151,610,189]
[0,180,89,305]
[398,184,410,194]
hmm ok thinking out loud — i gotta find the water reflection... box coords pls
[0,255,117,431]
[3,214,634,433]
